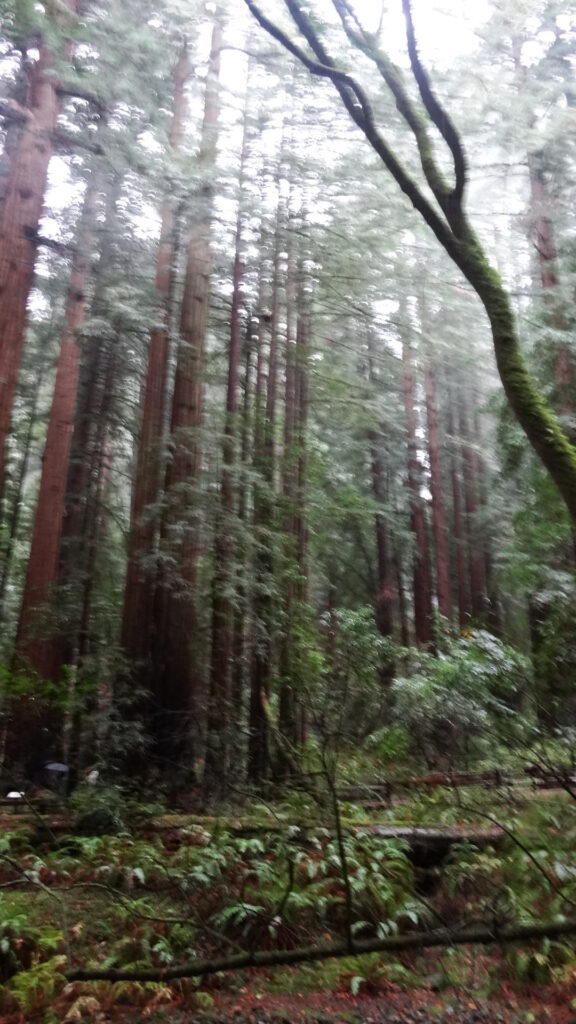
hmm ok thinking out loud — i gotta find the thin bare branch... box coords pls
[401,0,467,209]
[243,0,458,261]
[330,0,453,216]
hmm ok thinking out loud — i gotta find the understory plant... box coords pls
[392,630,532,766]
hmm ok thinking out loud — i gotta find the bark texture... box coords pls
[402,339,433,646]
[0,4,75,490]
[16,172,99,678]
[204,79,250,799]
[151,19,222,774]
[424,362,451,622]
[121,45,189,660]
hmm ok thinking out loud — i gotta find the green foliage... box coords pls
[8,955,67,1015]
[69,784,127,836]
[530,589,576,724]
[0,0,39,41]
[282,609,326,699]
[346,953,417,995]
[506,940,573,985]
[392,630,532,765]
[367,724,412,765]
[0,892,64,999]
[317,606,398,742]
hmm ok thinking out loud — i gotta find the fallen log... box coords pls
[66,916,576,984]
[339,769,516,804]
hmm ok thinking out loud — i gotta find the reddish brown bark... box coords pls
[5,275,116,770]
[230,322,256,736]
[515,37,573,418]
[248,215,283,785]
[15,173,99,678]
[369,438,394,638]
[121,46,189,659]
[527,151,573,416]
[424,363,452,622]
[473,408,500,633]
[46,178,121,688]
[402,339,433,646]
[367,339,394,642]
[204,80,250,799]
[0,57,30,218]
[0,6,75,491]
[0,361,45,620]
[447,387,471,627]
[273,224,311,776]
[151,21,222,772]
[459,396,488,622]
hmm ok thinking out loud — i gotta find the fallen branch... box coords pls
[67,917,576,983]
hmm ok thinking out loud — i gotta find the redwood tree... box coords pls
[203,74,251,799]
[121,44,190,660]
[424,360,452,622]
[0,1,76,491]
[151,17,223,773]
[15,169,100,679]
[402,336,433,645]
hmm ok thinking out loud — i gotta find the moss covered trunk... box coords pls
[456,229,576,526]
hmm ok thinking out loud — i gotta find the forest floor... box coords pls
[1,956,575,1024]
[19,962,575,1024]
[1,771,576,1023]
[198,979,576,1024]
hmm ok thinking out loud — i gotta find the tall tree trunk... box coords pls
[473,408,499,633]
[203,77,250,800]
[276,225,310,773]
[230,319,256,752]
[279,268,310,755]
[447,386,471,627]
[393,547,410,649]
[248,220,282,786]
[424,362,452,622]
[513,38,572,422]
[0,53,31,218]
[0,3,75,490]
[366,336,394,646]
[48,177,121,687]
[402,338,433,646]
[0,364,44,622]
[151,19,222,776]
[527,150,573,418]
[369,433,395,639]
[121,45,189,659]
[459,394,488,622]
[15,170,99,678]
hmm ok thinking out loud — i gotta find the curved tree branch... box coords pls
[331,0,454,217]
[401,0,467,209]
[244,0,457,258]
[244,0,576,525]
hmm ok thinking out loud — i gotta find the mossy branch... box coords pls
[244,0,456,256]
[245,0,576,524]
[331,0,454,215]
[401,0,467,208]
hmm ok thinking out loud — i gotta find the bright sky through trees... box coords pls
[342,0,490,66]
